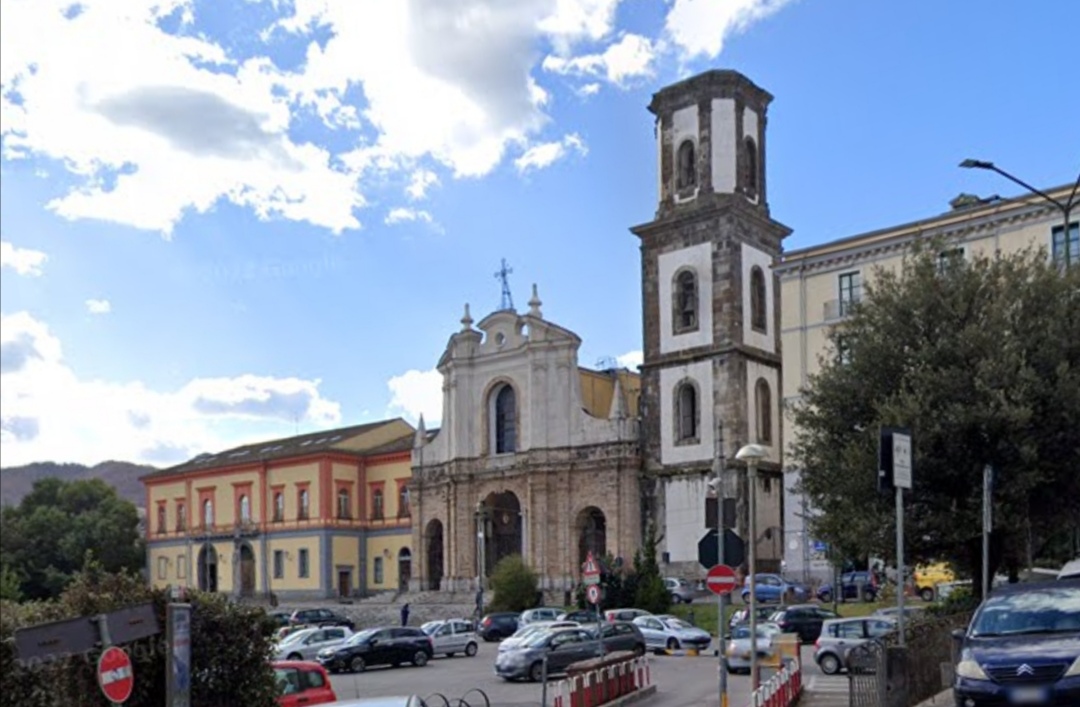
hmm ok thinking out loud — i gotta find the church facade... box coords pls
[408,288,643,592]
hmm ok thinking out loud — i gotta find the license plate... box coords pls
[1009,686,1049,704]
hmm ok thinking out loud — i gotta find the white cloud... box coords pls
[1,241,48,276]
[515,133,588,173]
[384,207,434,225]
[386,367,443,426]
[538,0,622,54]
[543,33,657,86]
[85,298,111,314]
[665,0,796,60]
[0,311,343,466]
[616,350,643,370]
[406,169,440,200]
[578,83,602,97]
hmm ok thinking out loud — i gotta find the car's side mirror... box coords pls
[950,628,965,641]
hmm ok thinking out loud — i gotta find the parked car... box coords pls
[633,614,712,653]
[812,617,896,675]
[741,574,810,604]
[273,660,337,707]
[498,621,580,653]
[872,606,925,621]
[729,605,785,631]
[1057,558,1080,580]
[724,622,782,674]
[768,604,839,643]
[559,608,602,623]
[268,610,293,628]
[604,608,653,622]
[477,612,520,641]
[584,620,647,656]
[664,577,696,604]
[289,608,357,631]
[953,579,1080,706]
[420,619,479,658]
[275,626,354,662]
[316,627,433,673]
[495,627,602,682]
[913,562,955,602]
[520,607,564,625]
[816,571,879,603]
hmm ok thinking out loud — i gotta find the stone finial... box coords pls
[608,376,628,420]
[461,303,474,331]
[413,414,427,450]
[528,283,543,318]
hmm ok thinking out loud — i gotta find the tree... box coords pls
[488,554,540,612]
[791,244,1080,596]
[0,478,145,600]
[0,564,21,602]
[633,524,671,614]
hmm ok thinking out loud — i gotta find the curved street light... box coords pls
[736,443,768,690]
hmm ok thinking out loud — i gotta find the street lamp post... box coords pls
[736,443,768,692]
[959,160,1080,268]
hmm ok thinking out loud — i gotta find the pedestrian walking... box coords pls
[400,602,410,627]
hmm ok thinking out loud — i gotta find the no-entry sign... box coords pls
[705,564,738,596]
[97,646,134,704]
[586,584,601,605]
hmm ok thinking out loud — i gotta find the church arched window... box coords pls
[673,269,699,333]
[677,140,696,190]
[750,266,767,332]
[492,384,517,454]
[755,378,772,445]
[675,380,699,442]
[742,137,758,197]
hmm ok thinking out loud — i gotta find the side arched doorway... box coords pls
[197,543,218,592]
[238,543,256,597]
[425,520,444,591]
[576,507,607,567]
[480,491,522,576]
[398,548,412,590]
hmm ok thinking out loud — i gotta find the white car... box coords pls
[420,619,479,658]
[274,626,353,661]
[724,622,782,674]
[497,621,579,653]
[632,615,712,653]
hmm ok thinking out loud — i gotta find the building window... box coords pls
[755,378,772,445]
[838,271,861,316]
[675,381,698,443]
[1052,222,1079,267]
[372,488,384,521]
[373,557,384,585]
[750,266,767,332]
[398,484,411,518]
[337,488,351,520]
[238,495,251,523]
[202,499,214,529]
[157,557,167,580]
[273,492,284,522]
[742,137,758,197]
[177,555,187,579]
[673,269,698,333]
[676,140,696,190]
[156,505,166,535]
[836,335,853,366]
[298,488,310,521]
[273,550,284,579]
[492,384,517,454]
[298,549,310,578]
[176,502,186,531]
[938,247,965,274]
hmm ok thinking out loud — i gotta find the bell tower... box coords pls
[631,69,791,576]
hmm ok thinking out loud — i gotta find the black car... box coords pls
[560,609,603,624]
[289,608,356,631]
[817,571,878,603]
[769,604,838,643]
[584,621,647,656]
[316,626,434,673]
[478,612,520,641]
[952,579,1080,706]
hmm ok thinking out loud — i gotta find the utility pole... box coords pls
[714,424,729,707]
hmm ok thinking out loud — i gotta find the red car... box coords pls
[273,660,337,707]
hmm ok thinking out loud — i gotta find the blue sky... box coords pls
[1,0,1077,467]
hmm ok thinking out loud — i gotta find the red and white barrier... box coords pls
[746,661,802,707]
[549,656,652,707]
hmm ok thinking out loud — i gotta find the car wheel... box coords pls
[920,587,935,603]
[349,656,366,673]
[670,595,681,605]
[634,644,645,658]
[412,651,429,667]
[529,661,544,682]
[819,591,832,603]
[666,637,680,651]
[465,642,478,657]
[819,653,841,675]
[287,652,302,661]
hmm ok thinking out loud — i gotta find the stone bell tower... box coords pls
[631,70,791,576]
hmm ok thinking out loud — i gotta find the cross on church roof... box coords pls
[494,258,515,311]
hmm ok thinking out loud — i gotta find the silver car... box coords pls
[813,617,896,675]
[664,577,696,604]
[633,614,712,652]
[498,621,579,653]
[421,619,479,658]
[274,626,353,661]
[724,622,782,673]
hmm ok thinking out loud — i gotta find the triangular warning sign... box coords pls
[583,552,600,575]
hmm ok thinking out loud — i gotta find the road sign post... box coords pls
[97,646,134,704]
[582,551,603,658]
[880,426,913,647]
[166,603,192,707]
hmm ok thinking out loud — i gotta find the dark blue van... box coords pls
[952,579,1080,706]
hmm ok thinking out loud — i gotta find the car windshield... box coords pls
[970,586,1080,637]
[664,618,692,630]
[732,624,774,639]
[523,631,558,648]
[277,630,310,646]
[346,629,378,645]
[420,622,441,635]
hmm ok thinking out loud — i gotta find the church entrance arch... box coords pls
[425,519,444,591]
[197,543,218,592]
[575,507,607,567]
[238,542,256,597]
[480,491,522,576]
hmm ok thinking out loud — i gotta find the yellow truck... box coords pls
[914,562,956,602]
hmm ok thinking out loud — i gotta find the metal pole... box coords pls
[715,428,729,707]
[982,465,992,599]
[748,459,759,690]
[895,486,905,647]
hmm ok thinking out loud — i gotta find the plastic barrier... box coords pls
[745,660,801,707]
[549,655,652,707]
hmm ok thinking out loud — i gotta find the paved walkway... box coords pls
[798,673,851,706]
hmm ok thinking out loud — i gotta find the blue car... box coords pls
[952,579,1080,706]
[741,573,810,604]
[817,571,879,603]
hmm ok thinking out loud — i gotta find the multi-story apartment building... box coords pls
[777,185,1078,580]
[141,417,417,600]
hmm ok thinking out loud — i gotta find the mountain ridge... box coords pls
[0,460,157,509]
